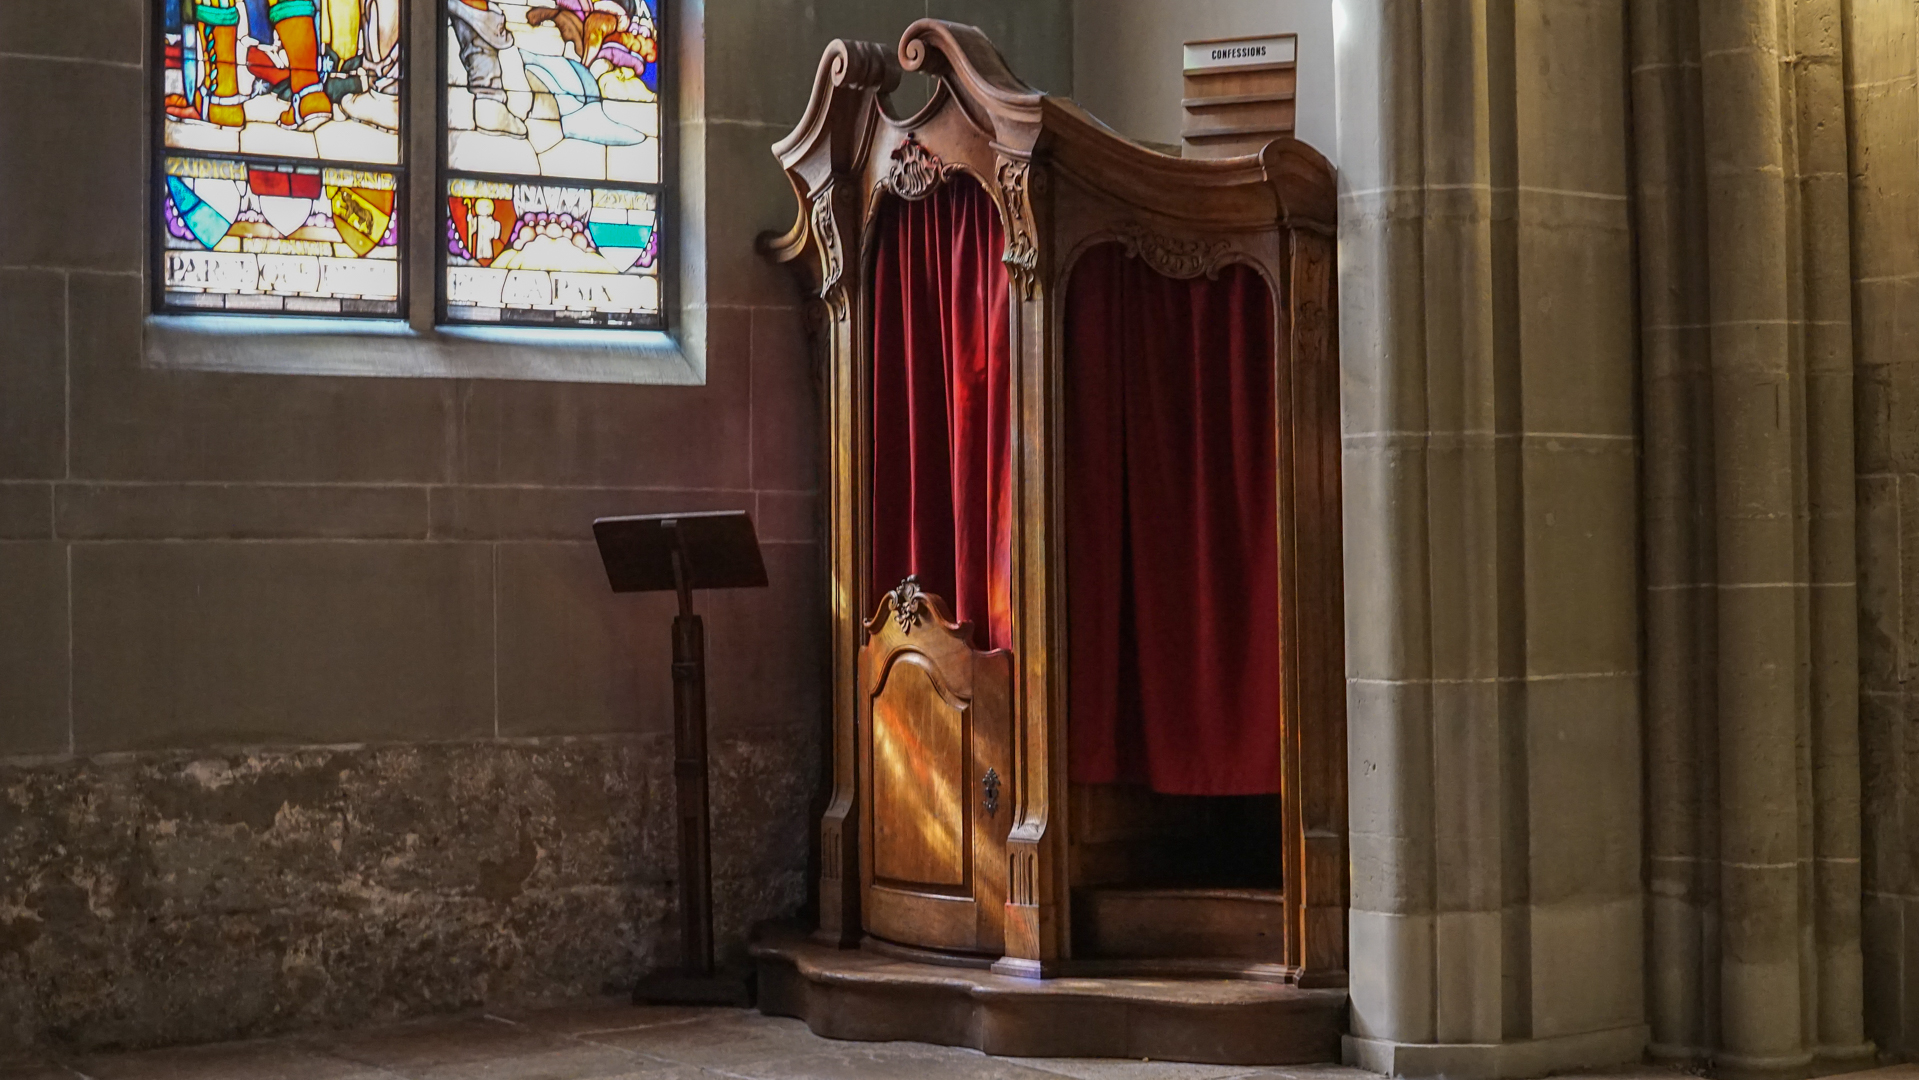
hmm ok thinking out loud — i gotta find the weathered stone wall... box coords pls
[0,730,811,1055]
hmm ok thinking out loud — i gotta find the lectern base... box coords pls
[632,967,756,1008]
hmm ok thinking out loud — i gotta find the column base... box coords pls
[1712,1044,1881,1080]
[1343,1023,1647,1079]
[1649,1042,1880,1080]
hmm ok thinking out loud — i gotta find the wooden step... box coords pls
[752,923,1346,1066]
[1072,887,1288,961]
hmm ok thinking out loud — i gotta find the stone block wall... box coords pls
[0,0,1070,1057]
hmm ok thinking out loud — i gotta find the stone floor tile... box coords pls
[488,1001,725,1036]
[72,1041,388,1080]
[317,1016,571,1071]
[745,1042,1071,1080]
[403,1042,690,1080]
[577,1013,832,1071]
[1017,1059,1277,1080]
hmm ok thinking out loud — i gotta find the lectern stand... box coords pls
[593,510,769,1007]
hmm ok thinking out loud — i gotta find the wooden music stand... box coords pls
[593,510,769,1007]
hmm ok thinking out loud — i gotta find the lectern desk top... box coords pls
[592,510,770,596]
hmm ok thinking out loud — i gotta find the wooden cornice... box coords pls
[897,19,1043,153]
[1039,98,1335,233]
[1259,139,1337,233]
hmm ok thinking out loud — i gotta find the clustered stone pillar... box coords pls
[1631,0,1870,1073]
[1336,0,1644,1074]
[1339,0,1908,1074]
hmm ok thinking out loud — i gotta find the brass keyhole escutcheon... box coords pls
[982,767,1001,817]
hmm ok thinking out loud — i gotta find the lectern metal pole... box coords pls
[668,538,716,977]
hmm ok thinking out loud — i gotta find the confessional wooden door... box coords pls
[858,580,1014,955]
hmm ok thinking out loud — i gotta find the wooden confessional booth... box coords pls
[751,21,1348,1065]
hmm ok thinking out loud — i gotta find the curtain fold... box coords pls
[1064,244,1281,796]
[868,175,1014,652]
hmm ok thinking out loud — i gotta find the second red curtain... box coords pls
[1064,243,1282,796]
[869,175,1014,651]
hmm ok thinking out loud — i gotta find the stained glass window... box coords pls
[159,0,405,314]
[442,0,664,328]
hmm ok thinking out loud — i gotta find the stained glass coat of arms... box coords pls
[159,0,404,314]
[442,0,664,328]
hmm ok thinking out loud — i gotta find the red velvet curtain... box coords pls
[869,175,1014,651]
[1065,243,1282,796]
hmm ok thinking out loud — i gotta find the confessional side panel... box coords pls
[817,172,868,948]
[997,148,1062,973]
[1286,226,1348,985]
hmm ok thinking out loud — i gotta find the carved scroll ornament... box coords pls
[997,159,1039,296]
[810,184,849,322]
[1112,224,1235,280]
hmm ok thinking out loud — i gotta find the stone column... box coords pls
[1847,0,1919,1061]
[1796,3,1866,1064]
[1336,0,1644,1075]
[1631,0,1869,1073]
[1633,0,1718,1057]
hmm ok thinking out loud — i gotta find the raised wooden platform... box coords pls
[750,926,1347,1066]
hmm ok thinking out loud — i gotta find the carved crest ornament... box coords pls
[889,575,929,633]
[886,134,946,200]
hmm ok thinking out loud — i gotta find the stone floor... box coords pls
[6,1001,1902,1080]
